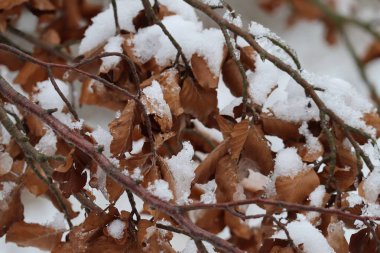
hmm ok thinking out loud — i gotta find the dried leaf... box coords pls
[261,114,302,140]
[30,0,55,11]
[222,57,243,97]
[6,222,63,251]
[180,77,218,123]
[191,54,219,89]
[275,169,320,203]
[193,138,229,184]
[240,46,256,72]
[109,100,137,156]
[0,0,28,10]
[0,183,23,237]
[159,69,184,117]
[362,41,380,64]
[242,124,274,175]
[327,222,349,253]
[230,119,250,161]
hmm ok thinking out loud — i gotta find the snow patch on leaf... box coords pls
[148,179,173,201]
[35,128,57,156]
[107,219,126,240]
[132,15,225,76]
[274,147,304,178]
[274,219,335,253]
[100,35,124,73]
[166,142,196,204]
[196,179,217,204]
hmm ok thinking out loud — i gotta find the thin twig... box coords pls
[111,0,121,34]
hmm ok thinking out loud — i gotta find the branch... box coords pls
[0,74,244,253]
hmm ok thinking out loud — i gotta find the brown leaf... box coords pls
[215,154,239,202]
[240,46,256,72]
[363,113,380,138]
[362,41,380,64]
[67,207,119,252]
[261,114,302,140]
[191,54,219,89]
[0,0,28,10]
[195,209,225,234]
[327,222,349,253]
[23,167,49,196]
[275,169,320,203]
[215,115,234,139]
[193,138,229,184]
[242,124,274,175]
[230,119,250,161]
[109,100,137,156]
[30,0,55,11]
[6,221,63,251]
[136,219,175,253]
[55,149,74,173]
[159,69,184,117]
[180,77,218,123]
[215,155,252,239]
[0,15,7,33]
[222,57,243,97]
[53,168,87,197]
[0,182,23,237]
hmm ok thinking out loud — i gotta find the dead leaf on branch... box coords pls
[275,169,320,203]
[6,221,63,251]
[180,77,218,123]
[109,99,137,157]
[0,182,24,237]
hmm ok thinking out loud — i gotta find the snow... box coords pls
[249,21,271,37]
[79,0,143,54]
[45,212,66,230]
[274,219,335,253]
[0,181,16,210]
[274,148,305,178]
[165,142,196,204]
[309,185,326,207]
[0,152,13,176]
[346,192,363,207]
[245,204,266,228]
[307,185,326,221]
[202,0,221,5]
[35,128,57,156]
[79,0,198,55]
[107,219,126,240]
[191,119,223,143]
[181,239,216,253]
[265,135,285,152]
[142,80,171,119]
[147,179,173,201]
[34,79,69,111]
[158,0,198,22]
[247,54,375,134]
[131,15,225,76]
[100,35,124,73]
[220,98,242,117]
[363,168,380,203]
[34,79,83,129]
[131,168,143,182]
[91,125,113,157]
[196,180,217,204]
[223,10,242,28]
[303,71,375,135]
[299,122,322,153]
